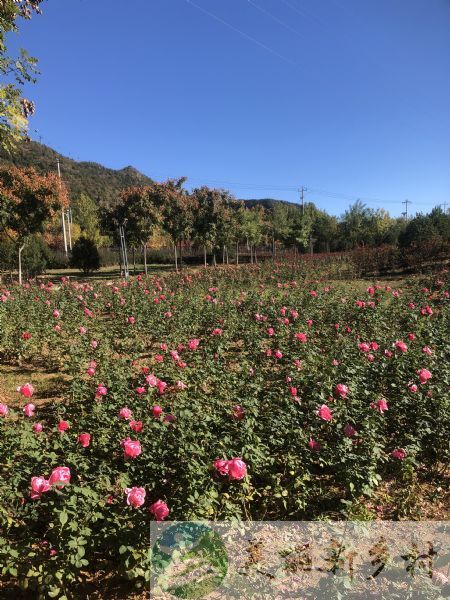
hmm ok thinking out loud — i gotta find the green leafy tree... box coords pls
[71,193,105,245]
[0,1,43,150]
[70,236,101,274]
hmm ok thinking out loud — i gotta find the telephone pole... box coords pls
[299,186,307,215]
[402,199,411,223]
[57,160,68,255]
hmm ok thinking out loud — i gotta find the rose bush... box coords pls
[0,259,448,597]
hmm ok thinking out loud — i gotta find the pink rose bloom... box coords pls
[367,353,375,362]
[163,413,176,424]
[295,333,308,343]
[334,383,349,399]
[407,333,415,341]
[86,367,96,377]
[130,420,143,432]
[188,338,200,350]
[90,340,98,349]
[119,407,132,420]
[23,403,36,417]
[408,383,418,393]
[212,328,223,336]
[213,459,230,476]
[157,380,167,395]
[394,340,408,353]
[0,403,8,417]
[152,405,163,418]
[232,405,245,420]
[49,466,71,488]
[317,404,333,421]
[58,420,69,432]
[78,433,91,447]
[149,499,170,521]
[96,385,107,396]
[33,422,43,434]
[18,383,34,398]
[52,309,60,318]
[228,458,247,481]
[358,342,371,353]
[371,398,388,413]
[125,486,146,508]
[176,380,187,390]
[79,326,87,335]
[135,386,146,395]
[267,328,275,336]
[146,374,158,387]
[417,368,432,384]
[344,423,357,437]
[127,316,135,325]
[154,354,164,362]
[391,448,406,460]
[84,308,93,318]
[422,346,432,355]
[30,476,51,500]
[384,349,393,358]
[274,350,283,359]
[308,438,322,452]
[121,438,142,459]
[370,341,379,351]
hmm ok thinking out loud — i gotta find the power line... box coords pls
[402,198,411,222]
[184,0,297,67]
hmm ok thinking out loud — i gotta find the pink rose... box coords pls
[121,438,142,459]
[228,458,247,481]
[394,340,408,353]
[119,407,132,420]
[188,338,200,350]
[0,403,8,417]
[58,420,69,432]
[78,433,91,447]
[334,383,349,399]
[33,422,43,434]
[23,403,36,417]
[149,499,170,521]
[213,459,229,476]
[417,368,432,384]
[125,486,146,508]
[18,383,34,398]
[30,476,51,500]
[422,346,432,355]
[371,398,388,413]
[127,316,135,325]
[96,384,107,396]
[317,404,333,422]
[308,438,322,452]
[391,448,406,460]
[130,420,143,432]
[152,405,163,418]
[49,466,71,488]
[146,374,158,387]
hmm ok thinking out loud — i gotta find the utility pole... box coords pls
[402,199,411,223]
[57,159,68,255]
[441,202,448,213]
[119,220,129,278]
[299,186,307,215]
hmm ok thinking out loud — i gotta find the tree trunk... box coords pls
[254,245,258,264]
[236,241,239,265]
[213,251,217,267]
[272,236,276,257]
[222,245,225,265]
[250,245,253,264]
[226,247,229,264]
[174,243,178,272]
[179,240,183,268]
[18,244,25,285]
[132,247,136,275]
[143,243,148,275]
[203,245,207,267]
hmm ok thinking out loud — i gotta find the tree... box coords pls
[0,165,68,282]
[71,193,104,245]
[70,237,101,274]
[1,1,43,150]
[266,203,291,256]
[106,186,162,275]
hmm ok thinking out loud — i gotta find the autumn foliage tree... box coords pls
[0,165,68,282]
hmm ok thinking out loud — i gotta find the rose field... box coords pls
[0,257,449,598]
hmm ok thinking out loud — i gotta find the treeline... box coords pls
[0,165,449,277]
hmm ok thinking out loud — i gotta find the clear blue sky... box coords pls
[9,0,450,217]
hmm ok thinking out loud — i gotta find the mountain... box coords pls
[0,140,154,208]
[0,140,296,212]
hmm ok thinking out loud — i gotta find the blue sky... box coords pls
[9,0,450,217]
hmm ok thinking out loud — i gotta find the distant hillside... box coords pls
[242,198,301,211]
[0,141,297,212]
[0,141,154,208]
